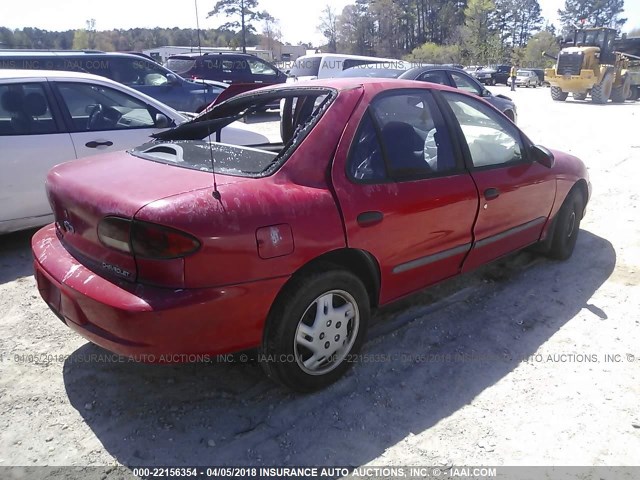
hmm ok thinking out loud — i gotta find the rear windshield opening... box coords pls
[131,88,335,177]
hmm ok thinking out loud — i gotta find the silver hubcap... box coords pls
[294,290,359,376]
[567,211,576,238]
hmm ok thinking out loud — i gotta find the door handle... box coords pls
[484,188,500,200]
[357,211,384,227]
[85,141,113,148]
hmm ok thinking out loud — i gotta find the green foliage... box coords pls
[558,0,626,33]
[522,30,560,67]
[405,42,461,63]
[0,26,260,52]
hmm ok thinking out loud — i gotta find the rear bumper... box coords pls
[32,225,287,360]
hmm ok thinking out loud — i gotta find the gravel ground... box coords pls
[0,86,639,472]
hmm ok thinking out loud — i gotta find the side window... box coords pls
[56,82,157,132]
[348,112,386,181]
[111,59,170,86]
[417,70,449,86]
[449,72,482,95]
[442,91,524,168]
[0,82,58,135]
[348,91,457,182]
[247,58,276,76]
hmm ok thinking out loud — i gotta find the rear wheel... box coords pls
[260,268,370,392]
[611,74,631,103]
[573,92,587,101]
[548,191,583,260]
[591,73,613,104]
[551,86,568,101]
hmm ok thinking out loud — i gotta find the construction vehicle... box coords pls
[544,27,640,104]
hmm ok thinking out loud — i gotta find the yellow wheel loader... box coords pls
[544,27,640,104]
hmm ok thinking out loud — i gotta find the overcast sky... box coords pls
[2,0,639,46]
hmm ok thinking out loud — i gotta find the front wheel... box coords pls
[548,191,583,260]
[573,92,587,101]
[551,86,568,101]
[260,269,370,392]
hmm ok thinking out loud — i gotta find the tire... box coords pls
[547,191,583,261]
[260,268,370,392]
[573,92,587,101]
[591,73,613,104]
[551,86,568,101]
[611,74,631,103]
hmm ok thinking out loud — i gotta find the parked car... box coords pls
[339,64,518,122]
[165,52,287,87]
[507,69,540,88]
[0,70,268,234]
[474,67,498,85]
[0,50,226,112]
[286,53,401,81]
[32,79,590,392]
[490,65,513,85]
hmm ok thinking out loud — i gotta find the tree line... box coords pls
[0,0,630,68]
[318,0,628,65]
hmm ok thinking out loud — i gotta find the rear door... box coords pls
[439,91,556,271]
[50,80,167,159]
[0,79,76,227]
[331,88,479,304]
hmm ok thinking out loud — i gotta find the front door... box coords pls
[331,89,479,304]
[51,81,164,159]
[438,91,556,271]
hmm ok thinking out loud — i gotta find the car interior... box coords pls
[0,84,56,135]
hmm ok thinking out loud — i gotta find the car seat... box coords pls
[380,121,431,175]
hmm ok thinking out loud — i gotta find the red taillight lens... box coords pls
[97,217,132,253]
[98,217,200,259]
[131,221,200,259]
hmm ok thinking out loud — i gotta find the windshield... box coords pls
[289,56,322,77]
[166,56,197,75]
[130,141,277,176]
[146,87,335,177]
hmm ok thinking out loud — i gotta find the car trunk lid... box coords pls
[46,150,246,282]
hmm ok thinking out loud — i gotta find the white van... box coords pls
[286,53,402,81]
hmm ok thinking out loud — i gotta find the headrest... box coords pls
[24,92,48,117]
[1,90,24,113]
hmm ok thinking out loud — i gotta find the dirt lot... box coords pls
[1,86,639,471]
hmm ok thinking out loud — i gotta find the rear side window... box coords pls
[348,90,457,182]
[0,83,58,135]
[417,70,449,85]
[290,57,321,77]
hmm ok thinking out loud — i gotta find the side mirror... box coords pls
[530,145,555,168]
[154,113,170,128]
[166,73,179,85]
[481,89,492,97]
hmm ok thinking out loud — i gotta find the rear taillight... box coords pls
[131,221,200,259]
[98,217,200,259]
[97,216,132,253]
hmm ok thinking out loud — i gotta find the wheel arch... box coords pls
[275,248,381,310]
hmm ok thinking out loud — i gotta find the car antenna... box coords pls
[195,0,222,201]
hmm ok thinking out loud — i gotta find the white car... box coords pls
[286,53,402,82]
[0,70,268,234]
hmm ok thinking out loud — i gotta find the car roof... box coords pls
[0,69,111,81]
[0,50,137,58]
[265,77,458,93]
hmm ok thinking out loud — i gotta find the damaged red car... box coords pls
[32,79,590,391]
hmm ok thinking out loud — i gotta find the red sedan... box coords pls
[32,79,590,391]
